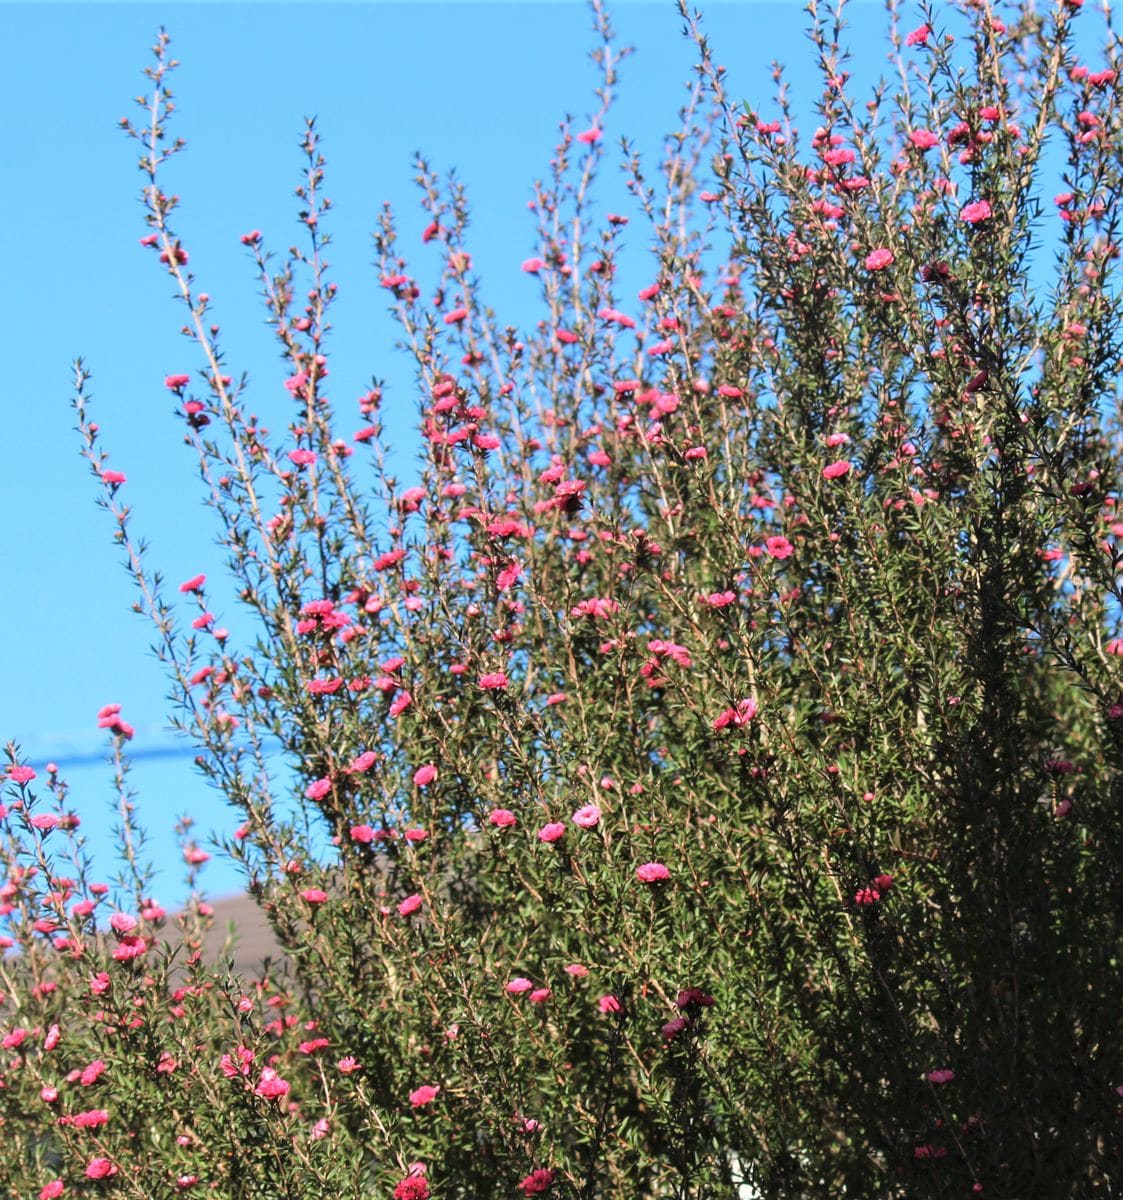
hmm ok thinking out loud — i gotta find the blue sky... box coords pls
[3,0,1086,906]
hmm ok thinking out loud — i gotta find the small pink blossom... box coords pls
[764,535,794,559]
[7,765,36,784]
[701,590,736,608]
[507,977,533,994]
[538,822,566,843]
[822,459,852,480]
[636,862,670,883]
[85,1159,117,1181]
[927,1068,956,1084]
[488,809,517,828]
[398,893,423,917]
[39,1181,65,1200]
[961,199,993,224]
[301,888,329,905]
[479,671,510,690]
[409,1084,440,1107]
[394,1176,430,1200]
[712,698,758,730]
[864,248,894,271]
[254,1067,290,1099]
[518,1168,556,1195]
[413,764,437,787]
[572,804,601,828]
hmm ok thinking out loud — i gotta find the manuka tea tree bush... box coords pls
[3,1,1123,1196]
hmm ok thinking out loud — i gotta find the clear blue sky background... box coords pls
[0,0,1100,907]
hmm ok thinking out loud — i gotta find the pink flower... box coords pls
[288,448,317,467]
[39,1182,65,1200]
[347,750,377,773]
[701,590,736,608]
[662,1016,690,1041]
[518,1168,557,1195]
[398,893,423,917]
[338,1056,361,1074]
[219,1046,254,1078]
[393,1177,430,1200]
[301,888,329,905]
[84,1159,117,1180]
[636,862,670,883]
[572,804,601,828]
[530,987,551,1003]
[538,822,566,843]
[864,248,894,271]
[478,671,510,690]
[764,535,793,559]
[506,977,533,995]
[413,764,437,787]
[598,994,622,1014]
[112,934,147,961]
[254,1067,290,1099]
[350,824,376,843]
[444,306,469,325]
[927,1068,955,1084]
[109,912,137,935]
[961,199,992,224]
[305,777,332,801]
[409,1084,440,1107]
[577,127,602,144]
[178,573,206,593]
[70,1108,109,1129]
[565,963,589,977]
[712,698,758,730]
[7,765,36,784]
[909,129,940,150]
[522,257,547,273]
[100,470,126,485]
[79,1060,106,1086]
[488,808,517,828]
[822,459,852,480]
[905,22,931,45]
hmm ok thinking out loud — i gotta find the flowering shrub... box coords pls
[4,1,1123,1196]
